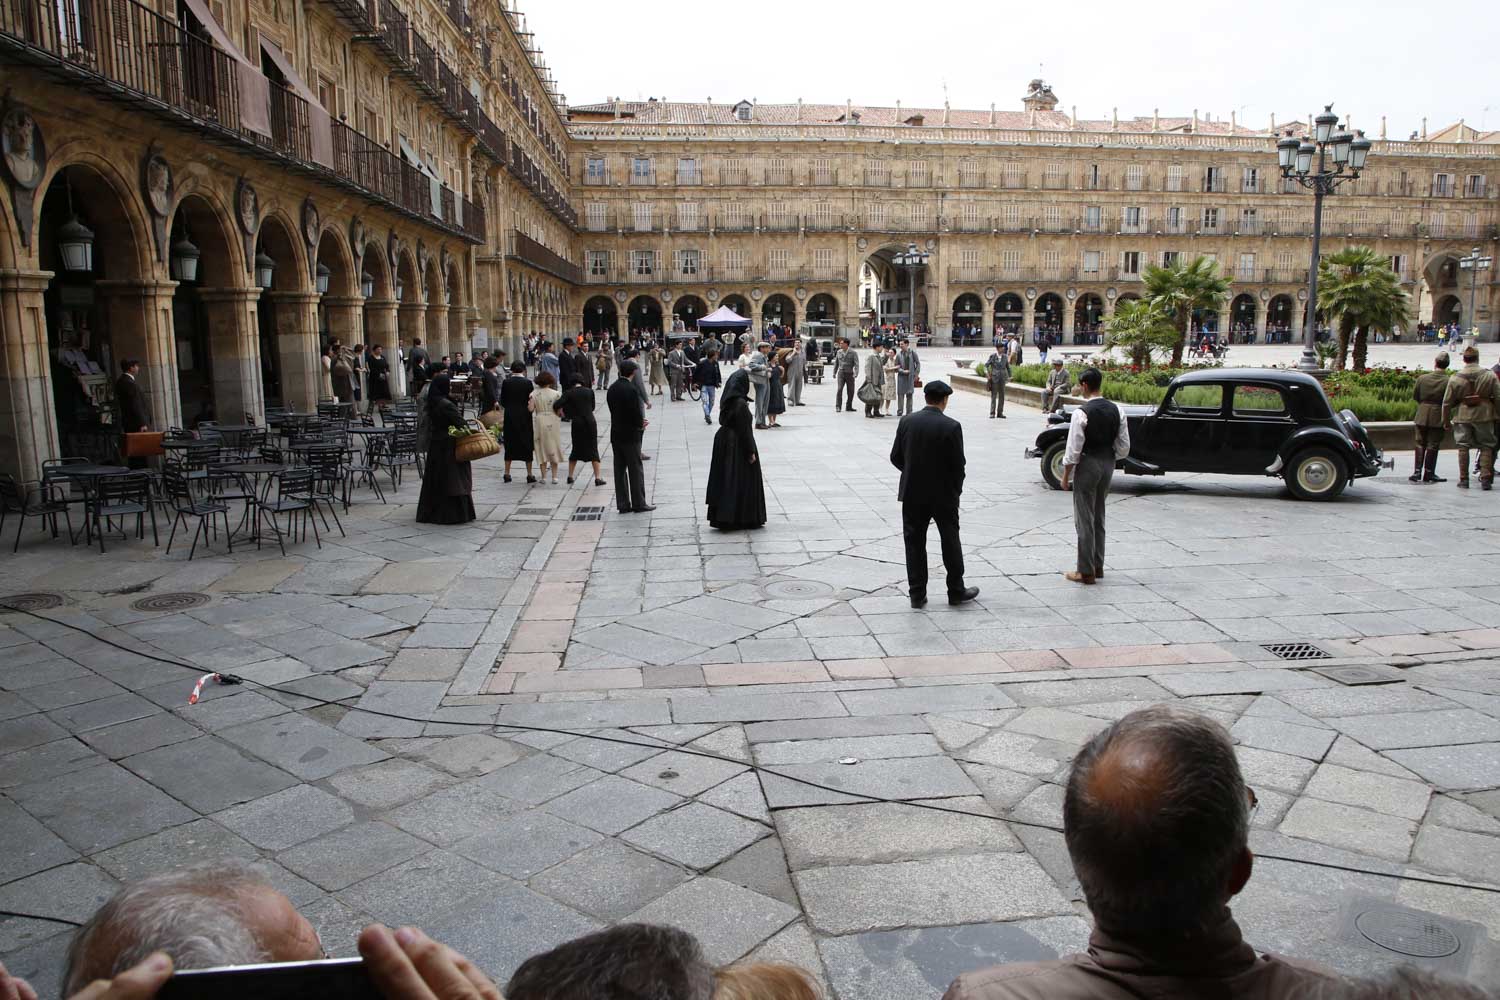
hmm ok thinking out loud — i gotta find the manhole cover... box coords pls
[130,592,211,613]
[762,580,835,600]
[1314,664,1404,686]
[1354,908,1462,959]
[0,592,65,612]
[1262,642,1332,661]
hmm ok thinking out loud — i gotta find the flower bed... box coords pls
[1000,362,1432,422]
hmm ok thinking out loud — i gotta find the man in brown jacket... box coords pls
[1412,353,1449,483]
[1442,345,1500,490]
[942,706,1339,1000]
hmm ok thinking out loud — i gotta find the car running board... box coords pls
[1121,458,1163,476]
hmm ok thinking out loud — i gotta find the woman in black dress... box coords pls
[557,383,605,486]
[499,361,535,483]
[765,352,786,427]
[366,344,393,407]
[415,375,476,525]
[705,369,766,531]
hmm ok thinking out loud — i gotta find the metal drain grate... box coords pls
[515,507,552,516]
[571,506,606,522]
[0,592,65,612]
[1261,642,1332,661]
[1314,664,1404,686]
[1355,909,1462,958]
[131,592,211,613]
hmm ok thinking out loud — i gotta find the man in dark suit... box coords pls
[889,380,978,608]
[408,339,429,396]
[607,360,653,514]
[570,339,593,391]
[115,358,150,468]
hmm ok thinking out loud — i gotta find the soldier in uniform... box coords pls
[1442,346,1500,490]
[1411,353,1449,483]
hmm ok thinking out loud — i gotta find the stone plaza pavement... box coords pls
[2,365,1499,998]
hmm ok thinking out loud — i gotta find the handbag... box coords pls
[453,421,499,462]
[857,381,882,405]
[122,431,165,457]
[913,377,923,389]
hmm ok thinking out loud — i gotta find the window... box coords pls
[1123,206,1143,230]
[768,247,789,274]
[961,202,980,227]
[1201,207,1219,231]
[585,203,607,232]
[1432,172,1454,197]
[587,250,610,276]
[1121,251,1141,275]
[1044,163,1066,188]
[868,202,885,228]
[1233,385,1287,415]
[723,202,747,228]
[910,203,927,228]
[1124,164,1144,191]
[1240,207,1258,233]
[1168,383,1223,411]
[735,101,752,122]
[585,157,606,184]
[960,159,983,186]
[1041,249,1060,275]
[677,202,700,231]
[632,202,653,232]
[723,248,745,275]
[1276,207,1298,232]
[1084,205,1102,231]
[1430,211,1448,235]
[812,201,834,227]
[1464,212,1481,237]
[1465,174,1487,197]
[1082,251,1101,273]
[1390,253,1408,278]
[1162,250,1181,267]
[1237,253,1256,280]
[908,160,929,186]
[811,158,833,184]
[767,157,789,184]
[960,248,980,270]
[676,249,700,276]
[1044,205,1062,229]
[1086,163,1102,189]
[676,157,699,184]
[814,248,835,274]
[1166,164,1184,192]
[1003,203,1022,228]
[1003,162,1024,188]
[1001,249,1021,274]
[631,156,653,183]
[720,157,746,184]
[632,249,655,275]
[866,159,889,185]
[317,76,337,115]
[1241,166,1259,192]
[1204,166,1223,192]
[1166,206,1184,232]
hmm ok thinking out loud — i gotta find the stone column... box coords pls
[1062,296,1077,343]
[0,269,59,483]
[931,261,950,343]
[1023,297,1036,338]
[197,287,266,425]
[96,279,182,432]
[614,310,628,345]
[983,298,996,339]
[426,303,450,360]
[268,290,324,412]
[1255,296,1270,342]
[398,301,427,367]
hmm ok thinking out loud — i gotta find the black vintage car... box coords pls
[1024,369,1393,500]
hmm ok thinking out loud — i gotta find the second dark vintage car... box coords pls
[1025,368,1393,500]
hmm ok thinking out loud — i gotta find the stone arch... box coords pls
[806,292,840,327]
[672,294,709,330]
[256,210,308,292]
[627,294,662,335]
[395,245,419,305]
[32,144,155,278]
[1074,293,1104,343]
[720,294,751,318]
[445,254,466,357]
[1229,293,1257,338]
[583,294,617,335]
[423,253,447,357]
[316,225,357,298]
[762,292,796,330]
[1434,294,1463,326]
[251,212,306,409]
[1267,293,1295,340]
[994,292,1024,334]
[1035,292,1064,335]
[361,241,391,299]
[0,174,18,271]
[167,170,247,281]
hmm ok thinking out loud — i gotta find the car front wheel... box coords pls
[1041,441,1067,490]
[1285,447,1348,501]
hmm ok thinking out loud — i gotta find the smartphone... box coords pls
[156,957,378,999]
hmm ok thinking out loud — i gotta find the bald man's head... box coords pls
[1063,706,1251,938]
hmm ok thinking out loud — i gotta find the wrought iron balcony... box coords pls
[508,230,582,284]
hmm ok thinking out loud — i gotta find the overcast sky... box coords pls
[525,0,1498,139]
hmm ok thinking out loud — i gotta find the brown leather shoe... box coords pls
[1064,571,1096,584]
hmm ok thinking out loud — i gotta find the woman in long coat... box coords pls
[415,375,476,525]
[366,345,393,406]
[557,382,605,486]
[330,344,354,405]
[881,349,898,415]
[648,343,668,395]
[499,361,536,483]
[705,369,766,531]
[530,371,565,484]
[765,351,786,427]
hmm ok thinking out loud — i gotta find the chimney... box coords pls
[1112,106,1118,131]
[797,97,803,123]
[1028,109,1037,127]
[1268,111,1275,132]
[1154,108,1160,130]
[1070,105,1076,127]
[1230,109,1236,130]
[989,102,996,125]
[896,99,902,119]
[846,98,852,121]
[942,101,949,126]
[1191,108,1198,131]
[613,98,621,121]
[1380,115,1387,139]
[1421,117,1428,140]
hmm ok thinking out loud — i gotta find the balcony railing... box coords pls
[675,170,702,186]
[321,0,376,33]
[810,170,838,186]
[508,230,582,284]
[1041,174,1071,190]
[1263,269,1308,283]
[719,169,748,185]
[629,171,656,186]
[863,171,891,187]
[1000,173,1027,189]
[958,173,986,189]
[764,169,792,185]
[1082,174,1109,191]
[1203,176,1227,193]
[583,173,608,186]
[1123,175,1147,192]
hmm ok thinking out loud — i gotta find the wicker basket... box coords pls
[453,421,499,462]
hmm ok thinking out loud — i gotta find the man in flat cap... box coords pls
[748,341,773,429]
[1042,358,1071,413]
[890,380,978,609]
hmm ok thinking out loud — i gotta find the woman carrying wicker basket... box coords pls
[415,374,476,525]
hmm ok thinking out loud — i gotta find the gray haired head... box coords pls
[1063,706,1250,938]
[63,862,280,994]
[505,924,715,1000]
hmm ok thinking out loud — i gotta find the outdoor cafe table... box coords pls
[216,462,289,541]
[347,426,393,452]
[50,464,131,543]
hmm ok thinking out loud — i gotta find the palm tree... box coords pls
[1318,247,1412,370]
[1104,299,1179,368]
[1141,255,1232,366]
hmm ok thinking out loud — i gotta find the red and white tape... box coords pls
[187,672,220,705]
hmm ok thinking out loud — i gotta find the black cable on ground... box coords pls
[1,601,1496,911]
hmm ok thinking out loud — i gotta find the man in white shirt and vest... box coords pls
[1060,367,1130,584]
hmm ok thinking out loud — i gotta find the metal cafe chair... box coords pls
[90,472,159,554]
[163,471,232,560]
[253,468,320,556]
[0,473,74,553]
[343,443,388,507]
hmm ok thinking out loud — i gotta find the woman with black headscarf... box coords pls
[557,380,605,486]
[705,368,766,531]
[499,361,536,483]
[415,374,476,524]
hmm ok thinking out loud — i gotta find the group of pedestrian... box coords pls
[1412,346,1500,491]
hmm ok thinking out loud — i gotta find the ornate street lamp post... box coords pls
[1277,105,1372,371]
[891,242,929,337]
[1459,246,1494,342]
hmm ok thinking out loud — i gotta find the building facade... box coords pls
[3,14,1498,486]
[568,86,1500,350]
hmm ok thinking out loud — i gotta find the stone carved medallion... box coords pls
[301,198,320,248]
[350,217,366,261]
[235,178,259,235]
[1,107,43,190]
[141,149,172,218]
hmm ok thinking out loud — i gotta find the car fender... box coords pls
[1277,426,1358,468]
[1032,425,1069,451]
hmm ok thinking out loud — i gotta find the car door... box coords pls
[1139,382,1227,472]
[1224,383,1295,472]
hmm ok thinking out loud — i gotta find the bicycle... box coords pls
[685,366,702,402]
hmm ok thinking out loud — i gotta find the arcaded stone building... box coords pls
[1,0,1497,489]
[567,82,1498,347]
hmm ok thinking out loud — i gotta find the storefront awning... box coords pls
[258,36,333,168]
[179,0,270,137]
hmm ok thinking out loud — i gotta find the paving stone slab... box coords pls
[1410,824,1500,884]
[339,849,517,927]
[120,736,299,814]
[622,802,769,870]
[220,714,388,781]
[1277,798,1417,862]
[417,733,526,777]
[754,733,944,766]
[671,692,850,724]
[527,840,690,920]
[698,771,773,825]
[214,784,356,850]
[795,853,1073,934]
[497,699,672,730]
[1154,670,1330,697]
[277,822,428,890]
[1234,746,1318,795]
[817,921,1068,1000]
[619,749,748,797]
[326,759,451,810]
[381,781,525,846]
[452,809,604,879]
[626,877,799,965]
[760,756,981,808]
[1303,763,1432,821]
[8,762,196,854]
[1002,706,1112,745]
[338,681,449,739]
[1329,709,1500,751]
[839,685,1018,718]
[1230,716,1337,761]
[0,862,121,925]
[417,880,601,986]
[0,738,103,789]
[542,774,683,835]
[0,798,77,883]
[90,818,259,882]
[707,836,798,906]
[777,799,1016,869]
[78,712,202,760]
[961,731,1069,777]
